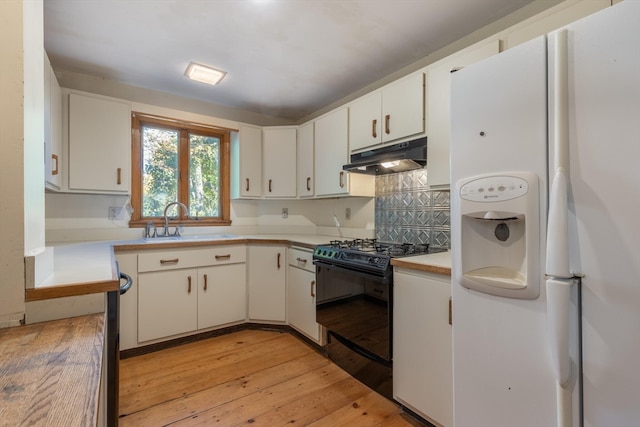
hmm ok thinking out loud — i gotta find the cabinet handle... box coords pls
[372,119,377,138]
[160,258,179,265]
[215,254,231,261]
[277,252,281,270]
[449,297,452,326]
[188,275,192,294]
[296,257,307,264]
[246,178,250,192]
[117,167,122,185]
[306,177,311,192]
[339,171,345,188]
[203,274,208,291]
[310,280,316,298]
[51,154,59,175]
[385,114,391,134]
[269,179,273,193]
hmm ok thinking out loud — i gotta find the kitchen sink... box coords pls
[143,234,240,243]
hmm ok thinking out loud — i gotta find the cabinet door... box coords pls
[381,72,425,143]
[263,127,297,198]
[44,54,62,190]
[297,121,314,198]
[138,268,197,342]
[314,107,350,197]
[232,125,262,198]
[198,263,247,329]
[426,40,500,187]
[393,269,452,427]
[248,245,286,322]
[287,266,320,342]
[349,91,382,152]
[68,92,131,193]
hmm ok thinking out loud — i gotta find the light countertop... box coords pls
[391,251,452,276]
[29,234,451,301]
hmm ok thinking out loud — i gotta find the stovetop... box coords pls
[323,238,434,257]
[313,238,445,275]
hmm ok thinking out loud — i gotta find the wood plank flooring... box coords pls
[119,329,425,426]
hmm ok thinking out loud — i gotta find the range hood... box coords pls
[343,137,427,175]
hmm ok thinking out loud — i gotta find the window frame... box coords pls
[130,112,232,228]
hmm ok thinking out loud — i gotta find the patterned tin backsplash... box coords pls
[375,168,450,249]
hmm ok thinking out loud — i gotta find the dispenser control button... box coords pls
[498,185,506,191]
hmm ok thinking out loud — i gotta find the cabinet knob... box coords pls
[296,257,307,264]
[246,178,250,192]
[372,119,377,138]
[187,275,192,294]
[306,177,311,192]
[160,258,179,265]
[385,114,391,135]
[277,252,281,270]
[117,167,122,185]
[203,274,208,291]
[339,171,345,188]
[269,179,273,193]
[215,254,231,261]
[310,280,316,298]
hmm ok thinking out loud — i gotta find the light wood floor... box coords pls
[119,329,425,426]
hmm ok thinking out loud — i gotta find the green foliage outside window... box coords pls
[141,126,220,218]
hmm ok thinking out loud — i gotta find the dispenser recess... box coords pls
[456,171,540,299]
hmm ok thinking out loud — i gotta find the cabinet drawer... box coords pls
[289,247,314,273]
[210,245,246,265]
[138,246,246,272]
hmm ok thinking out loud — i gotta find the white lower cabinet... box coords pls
[136,246,247,343]
[248,245,286,322]
[138,268,198,342]
[393,267,452,427]
[287,247,321,343]
[197,263,247,329]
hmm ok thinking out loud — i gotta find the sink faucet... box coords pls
[163,201,189,236]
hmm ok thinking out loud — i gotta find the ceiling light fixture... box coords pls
[184,62,226,86]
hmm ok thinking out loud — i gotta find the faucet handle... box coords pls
[144,221,156,238]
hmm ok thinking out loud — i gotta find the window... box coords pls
[130,113,231,227]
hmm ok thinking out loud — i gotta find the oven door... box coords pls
[315,261,392,362]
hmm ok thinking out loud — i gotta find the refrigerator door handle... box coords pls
[546,168,571,278]
[546,278,572,386]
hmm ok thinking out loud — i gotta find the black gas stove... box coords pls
[313,238,439,276]
[313,238,444,400]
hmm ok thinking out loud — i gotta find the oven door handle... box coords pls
[314,260,390,284]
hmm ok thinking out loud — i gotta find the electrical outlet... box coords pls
[282,208,288,219]
[345,208,351,220]
[109,207,123,220]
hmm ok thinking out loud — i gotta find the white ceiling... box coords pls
[44,0,537,122]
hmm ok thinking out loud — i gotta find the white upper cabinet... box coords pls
[67,92,131,193]
[263,127,297,198]
[314,107,374,198]
[297,121,314,198]
[44,53,62,190]
[349,72,425,153]
[426,40,500,188]
[231,125,262,199]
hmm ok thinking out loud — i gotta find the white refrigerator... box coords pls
[450,2,640,427]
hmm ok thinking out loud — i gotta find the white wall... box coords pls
[0,0,27,327]
[45,192,374,243]
[23,0,46,255]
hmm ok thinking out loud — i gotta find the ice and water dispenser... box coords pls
[456,171,540,299]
